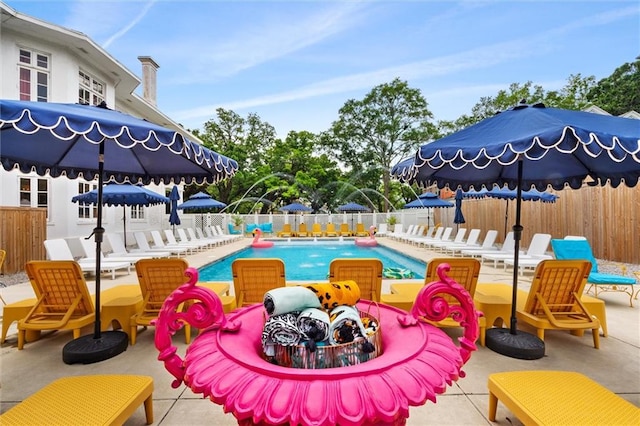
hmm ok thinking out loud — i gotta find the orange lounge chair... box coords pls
[328,258,382,302]
[516,259,600,349]
[339,223,352,237]
[325,223,338,237]
[311,223,324,237]
[18,261,95,350]
[277,224,293,238]
[297,223,309,237]
[232,258,286,307]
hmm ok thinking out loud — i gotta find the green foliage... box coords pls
[322,78,435,211]
[587,59,640,115]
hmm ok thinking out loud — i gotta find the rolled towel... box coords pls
[263,286,321,316]
[297,308,331,352]
[328,305,369,345]
[305,280,361,310]
[262,312,304,352]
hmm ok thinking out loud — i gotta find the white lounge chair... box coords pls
[149,230,190,255]
[483,233,552,268]
[389,224,405,240]
[461,231,513,258]
[177,229,210,250]
[76,237,152,265]
[375,223,388,237]
[422,227,453,249]
[202,227,233,244]
[408,226,442,246]
[102,233,163,260]
[127,232,173,258]
[43,238,130,280]
[187,227,219,247]
[430,228,466,251]
[164,230,202,252]
[400,225,424,243]
[457,230,499,257]
[214,225,243,242]
[442,229,481,254]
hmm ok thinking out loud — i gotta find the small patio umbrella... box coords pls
[279,202,312,234]
[72,182,169,246]
[403,192,453,226]
[391,102,640,360]
[0,99,238,364]
[453,189,466,230]
[336,202,371,231]
[486,187,558,236]
[177,192,227,231]
[168,186,181,234]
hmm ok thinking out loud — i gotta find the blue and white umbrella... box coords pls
[391,102,640,359]
[0,99,239,363]
[72,182,169,246]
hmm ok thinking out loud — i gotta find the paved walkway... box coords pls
[1,237,638,425]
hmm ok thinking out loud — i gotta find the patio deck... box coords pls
[1,237,638,425]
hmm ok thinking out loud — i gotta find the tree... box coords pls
[193,108,277,213]
[587,58,640,115]
[436,76,597,135]
[321,78,434,211]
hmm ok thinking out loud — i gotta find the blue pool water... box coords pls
[198,241,426,281]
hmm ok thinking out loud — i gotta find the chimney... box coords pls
[138,56,159,106]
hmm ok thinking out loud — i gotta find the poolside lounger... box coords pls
[43,239,131,280]
[482,233,552,268]
[148,230,190,255]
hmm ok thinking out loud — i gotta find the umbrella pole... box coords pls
[62,141,128,364]
[123,205,127,247]
[485,159,544,360]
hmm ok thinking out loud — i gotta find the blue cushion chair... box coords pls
[551,239,638,307]
[245,224,258,235]
[260,223,273,234]
[228,223,242,235]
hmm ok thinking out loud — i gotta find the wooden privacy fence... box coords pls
[0,207,47,274]
[434,184,639,264]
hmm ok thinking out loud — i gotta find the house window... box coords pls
[130,205,145,220]
[20,177,50,219]
[77,182,98,219]
[79,70,105,105]
[18,48,50,101]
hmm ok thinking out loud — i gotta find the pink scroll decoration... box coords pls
[397,263,480,366]
[154,267,240,388]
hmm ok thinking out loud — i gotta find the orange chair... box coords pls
[339,223,352,237]
[516,259,600,349]
[311,223,324,237]
[232,258,286,307]
[297,223,309,237]
[329,258,383,302]
[325,223,338,237]
[130,258,193,345]
[18,261,95,350]
[277,224,293,238]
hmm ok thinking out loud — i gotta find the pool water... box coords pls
[198,241,426,281]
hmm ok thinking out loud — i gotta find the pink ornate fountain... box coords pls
[155,264,479,426]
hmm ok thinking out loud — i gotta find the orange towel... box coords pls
[305,280,360,310]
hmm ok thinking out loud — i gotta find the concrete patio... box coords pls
[1,237,638,425]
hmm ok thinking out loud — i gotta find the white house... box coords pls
[0,2,199,246]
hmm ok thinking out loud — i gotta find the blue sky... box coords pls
[8,0,640,138]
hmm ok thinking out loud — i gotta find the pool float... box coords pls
[355,226,378,247]
[251,228,274,248]
[383,267,413,279]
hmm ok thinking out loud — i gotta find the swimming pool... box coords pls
[198,241,426,281]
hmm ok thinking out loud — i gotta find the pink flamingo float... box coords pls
[251,228,274,248]
[355,225,378,247]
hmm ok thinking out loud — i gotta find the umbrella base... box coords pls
[485,328,545,360]
[62,330,128,365]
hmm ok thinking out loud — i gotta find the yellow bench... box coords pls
[488,371,640,425]
[0,375,154,425]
